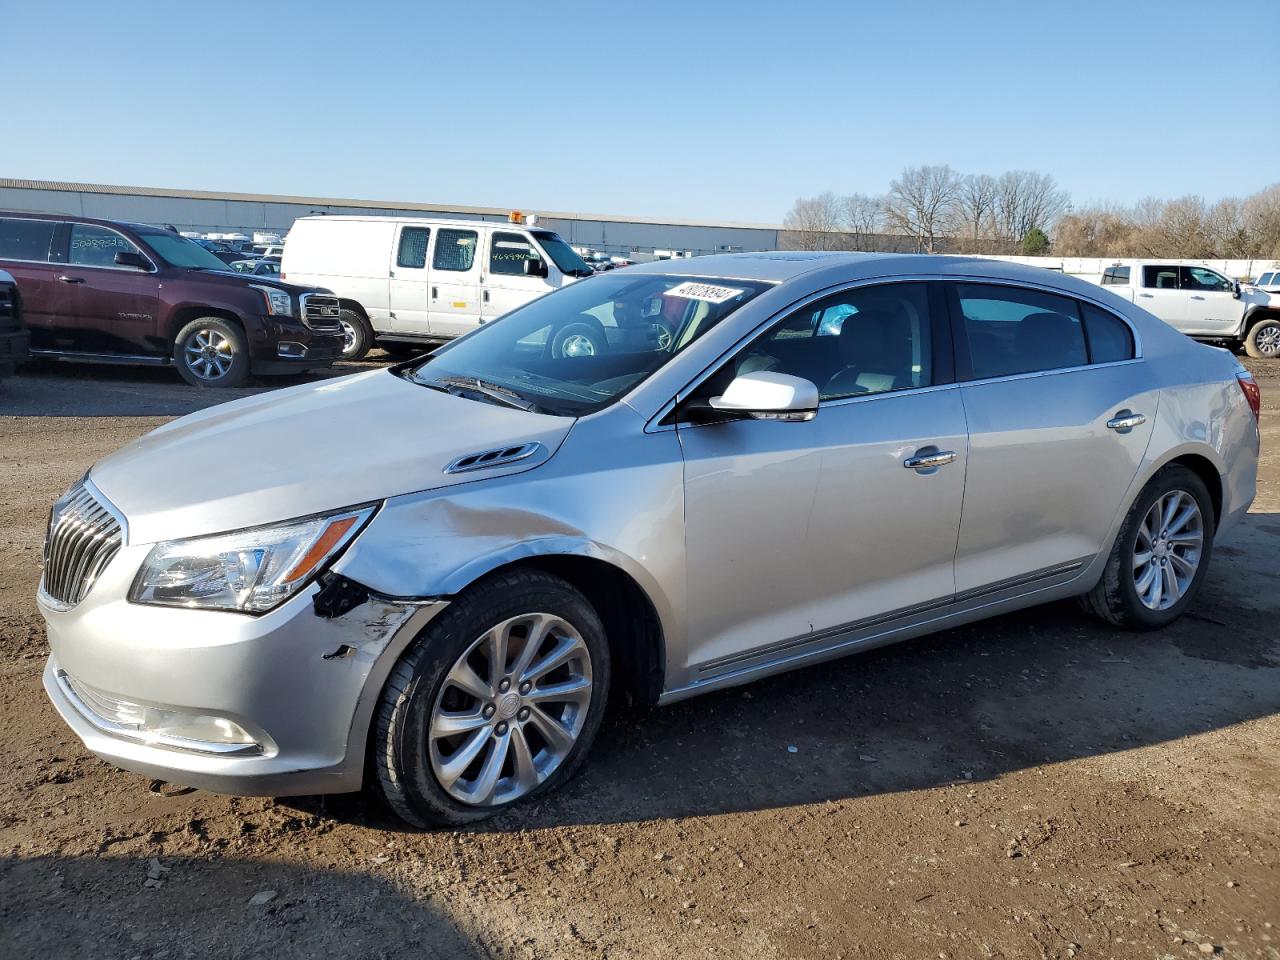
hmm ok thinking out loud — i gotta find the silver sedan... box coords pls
[37,253,1260,827]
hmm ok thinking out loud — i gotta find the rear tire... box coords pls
[339,309,373,362]
[551,320,607,359]
[373,569,610,828]
[1244,316,1280,359]
[1079,465,1215,630]
[173,317,250,388]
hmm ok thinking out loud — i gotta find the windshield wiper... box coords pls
[422,375,541,413]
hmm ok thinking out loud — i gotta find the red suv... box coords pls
[0,213,345,387]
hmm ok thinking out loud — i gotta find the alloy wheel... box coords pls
[1132,489,1203,611]
[183,328,234,381]
[560,334,596,358]
[428,613,593,807]
[340,318,357,355]
[1255,322,1280,357]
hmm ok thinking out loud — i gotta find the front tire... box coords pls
[339,309,374,361]
[173,317,250,388]
[1244,315,1280,359]
[1080,465,1214,630]
[373,570,610,828]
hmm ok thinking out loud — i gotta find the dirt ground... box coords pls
[1,354,1276,960]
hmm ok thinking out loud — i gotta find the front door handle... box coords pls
[1191,295,1205,300]
[482,290,490,303]
[431,286,438,299]
[904,449,957,471]
[1106,410,1147,432]
[58,275,84,284]
[1138,293,1154,298]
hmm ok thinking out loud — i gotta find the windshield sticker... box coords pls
[663,281,745,304]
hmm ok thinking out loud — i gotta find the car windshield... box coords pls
[406,273,772,416]
[138,232,233,270]
[531,230,593,277]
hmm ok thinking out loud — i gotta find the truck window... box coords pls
[1258,272,1274,286]
[1142,265,1179,289]
[69,224,144,268]
[396,227,430,269]
[1101,266,1130,285]
[0,218,57,263]
[489,232,543,276]
[1180,266,1231,292]
[433,229,478,272]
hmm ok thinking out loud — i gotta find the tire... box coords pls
[1244,315,1280,359]
[1079,465,1215,630]
[173,317,250,388]
[373,569,611,828]
[551,320,607,359]
[338,309,374,362]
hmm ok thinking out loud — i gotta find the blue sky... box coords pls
[5,0,1276,224]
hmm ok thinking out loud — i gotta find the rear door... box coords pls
[0,217,63,349]
[427,226,482,336]
[1179,265,1245,336]
[481,230,552,322]
[54,223,160,355]
[1136,264,1186,328]
[386,224,432,335]
[949,281,1156,595]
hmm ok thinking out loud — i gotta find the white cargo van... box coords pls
[281,215,594,359]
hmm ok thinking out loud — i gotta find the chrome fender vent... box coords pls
[445,442,544,475]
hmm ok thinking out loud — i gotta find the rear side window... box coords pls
[433,228,478,272]
[1142,265,1179,289]
[956,284,1087,378]
[489,231,542,276]
[68,224,142,268]
[396,227,430,268]
[0,218,56,262]
[1101,266,1130,286]
[1258,272,1274,286]
[1081,303,1135,363]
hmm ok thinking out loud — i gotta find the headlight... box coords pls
[130,505,376,613]
[250,284,294,317]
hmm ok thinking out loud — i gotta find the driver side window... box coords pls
[729,283,934,401]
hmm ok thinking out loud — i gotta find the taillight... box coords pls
[1237,370,1261,421]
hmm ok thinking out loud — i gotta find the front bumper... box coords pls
[247,316,344,375]
[40,554,447,796]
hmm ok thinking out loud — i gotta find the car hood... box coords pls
[90,369,574,545]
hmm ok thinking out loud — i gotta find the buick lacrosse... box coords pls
[39,253,1260,826]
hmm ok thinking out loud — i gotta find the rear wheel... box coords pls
[373,570,610,828]
[1244,315,1280,359]
[1080,465,1214,630]
[551,320,607,359]
[339,309,373,361]
[173,317,249,388]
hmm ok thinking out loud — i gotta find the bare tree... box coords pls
[842,193,884,250]
[1244,184,1280,258]
[884,165,961,253]
[952,174,997,250]
[994,171,1069,244]
[782,192,844,250]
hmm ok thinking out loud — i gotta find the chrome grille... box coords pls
[40,484,123,609]
[300,293,342,331]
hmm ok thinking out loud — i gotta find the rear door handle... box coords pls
[1106,411,1147,432]
[482,290,490,303]
[1190,295,1205,300]
[431,286,438,299]
[1138,293,1154,298]
[903,449,957,471]
[58,275,84,284]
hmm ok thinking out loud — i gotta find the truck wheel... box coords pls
[339,309,373,362]
[551,319,607,359]
[1244,316,1280,359]
[173,317,250,388]
[1078,465,1214,630]
[373,569,610,828]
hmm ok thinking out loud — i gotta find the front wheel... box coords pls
[1079,465,1215,630]
[373,570,610,828]
[173,317,250,388]
[338,309,374,361]
[1244,316,1280,359]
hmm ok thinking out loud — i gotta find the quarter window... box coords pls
[956,284,1087,378]
[0,218,57,262]
[489,231,543,276]
[396,227,430,269]
[1101,266,1130,286]
[68,224,142,268]
[732,283,934,401]
[1080,303,1135,363]
[433,228,478,272]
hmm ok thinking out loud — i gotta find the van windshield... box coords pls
[531,230,593,277]
[137,231,233,271]
[407,273,772,416]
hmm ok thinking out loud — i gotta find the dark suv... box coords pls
[0,213,345,387]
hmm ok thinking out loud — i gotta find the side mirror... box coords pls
[114,251,150,270]
[1232,281,1242,299]
[523,258,549,279]
[705,372,819,422]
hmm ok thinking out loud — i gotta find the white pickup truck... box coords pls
[1097,260,1280,358]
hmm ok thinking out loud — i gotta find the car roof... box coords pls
[295,214,550,232]
[0,210,169,233]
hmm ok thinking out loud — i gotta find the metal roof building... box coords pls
[0,178,783,258]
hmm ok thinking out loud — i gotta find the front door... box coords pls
[1179,265,1245,337]
[386,224,432,335]
[481,230,553,322]
[677,281,967,676]
[427,227,482,337]
[1135,264,1186,329]
[55,223,159,354]
[948,281,1156,593]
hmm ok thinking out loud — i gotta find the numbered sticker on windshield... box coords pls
[662,281,745,304]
